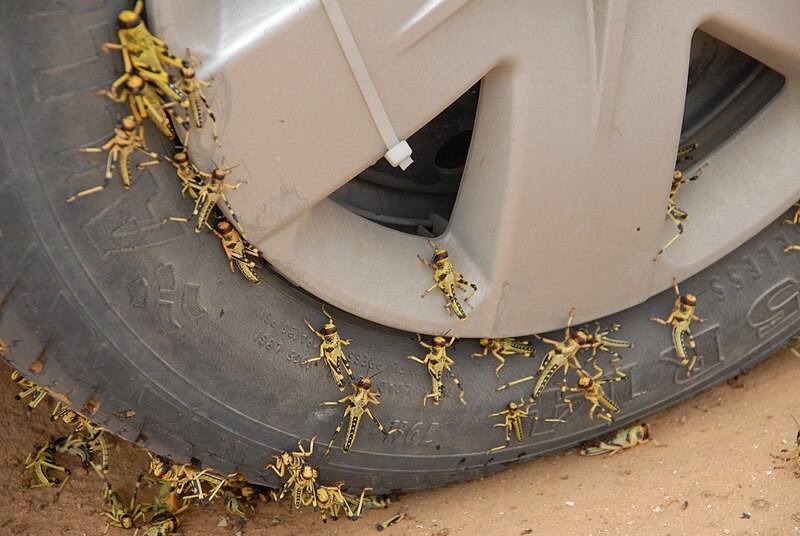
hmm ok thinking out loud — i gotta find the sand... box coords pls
[1,350,799,536]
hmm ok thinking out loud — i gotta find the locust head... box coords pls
[117,10,142,29]
[120,116,137,132]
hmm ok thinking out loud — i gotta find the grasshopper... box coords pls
[321,375,401,455]
[408,334,466,406]
[96,74,178,140]
[497,308,588,403]
[487,397,563,453]
[157,150,204,199]
[101,477,146,531]
[561,367,626,422]
[655,165,706,260]
[280,464,318,508]
[24,441,71,492]
[649,279,706,376]
[212,220,260,284]
[302,305,354,390]
[176,50,221,146]
[139,513,179,536]
[266,436,316,481]
[163,163,242,233]
[473,337,535,378]
[580,423,651,456]
[316,483,370,522]
[69,116,159,202]
[11,370,48,412]
[582,322,632,365]
[418,239,477,320]
[103,1,189,107]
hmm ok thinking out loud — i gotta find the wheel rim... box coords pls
[149,0,800,337]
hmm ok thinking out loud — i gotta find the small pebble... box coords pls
[723,529,730,535]
[741,512,752,519]
[651,506,662,513]
[565,501,575,507]
[217,517,228,528]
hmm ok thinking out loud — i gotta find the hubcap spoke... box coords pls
[150,1,800,336]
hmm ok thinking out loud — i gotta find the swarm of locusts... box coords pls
[8,362,394,533]
[39,0,800,530]
[69,0,262,284]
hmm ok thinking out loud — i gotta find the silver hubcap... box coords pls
[151,0,800,336]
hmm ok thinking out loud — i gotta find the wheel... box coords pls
[1,1,800,493]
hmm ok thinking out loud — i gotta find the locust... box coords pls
[24,441,71,492]
[561,367,627,422]
[157,150,203,199]
[321,375,401,456]
[654,165,706,260]
[69,115,159,202]
[11,370,48,412]
[407,334,466,406]
[96,73,179,140]
[163,162,242,233]
[473,337,535,378]
[148,453,232,503]
[316,482,370,522]
[580,423,651,456]
[302,304,354,390]
[279,464,318,508]
[139,513,179,536]
[176,50,221,146]
[212,220,261,284]
[581,321,633,365]
[497,308,588,403]
[649,278,706,376]
[486,397,564,453]
[101,477,146,531]
[266,436,316,481]
[418,238,477,320]
[102,1,189,107]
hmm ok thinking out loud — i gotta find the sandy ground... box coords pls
[1,350,799,536]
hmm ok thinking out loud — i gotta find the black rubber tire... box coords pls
[2,1,799,494]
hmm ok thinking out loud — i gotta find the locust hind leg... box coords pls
[655,215,684,260]
[683,328,700,376]
[338,353,356,383]
[324,415,346,457]
[492,350,506,378]
[673,326,689,362]
[198,91,221,147]
[328,360,346,391]
[447,369,467,405]
[234,258,260,284]
[456,276,478,305]
[445,291,467,320]
[68,148,117,202]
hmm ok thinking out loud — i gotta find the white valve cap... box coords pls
[384,140,413,170]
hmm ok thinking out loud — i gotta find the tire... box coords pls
[1,1,799,493]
